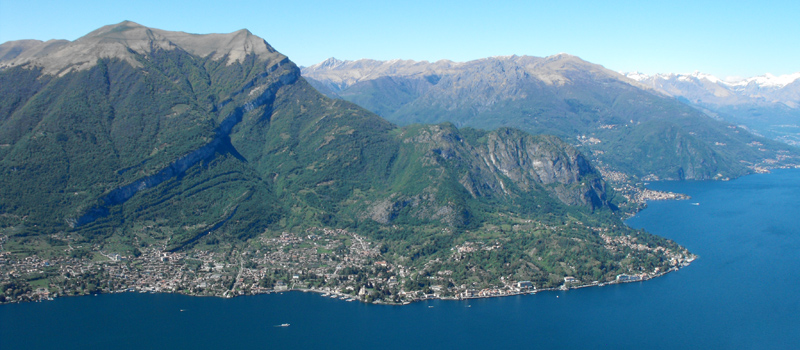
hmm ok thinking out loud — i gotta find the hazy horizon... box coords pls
[1,0,798,78]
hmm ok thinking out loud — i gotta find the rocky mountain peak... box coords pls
[309,57,346,70]
[0,21,284,76]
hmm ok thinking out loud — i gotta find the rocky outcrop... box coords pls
[367,192,464,226]
[368,124,608,226]
[477,128,605,207]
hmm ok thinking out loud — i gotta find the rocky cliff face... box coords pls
[400,124,605,206]
[478,128,605,207]
[365,124,608,227]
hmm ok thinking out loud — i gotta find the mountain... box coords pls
[625,71,800,145]
[0,21,291,246]
[303,56,800,180]
[0,23,605,236]
[0,22,690,301]
[625,71,800,107]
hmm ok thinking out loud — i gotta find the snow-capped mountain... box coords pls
[624,71,800,145]
[625,71,800,108]
[728,72,800,89]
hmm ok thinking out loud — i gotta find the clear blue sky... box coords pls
[1,0,797,78]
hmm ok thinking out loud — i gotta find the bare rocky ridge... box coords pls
[304,54,650,92]
[0,39,67,61]
[0,21,284,76]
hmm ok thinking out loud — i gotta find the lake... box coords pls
[2,169,800,349]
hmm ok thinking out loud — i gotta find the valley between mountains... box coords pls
[1,21,794,304]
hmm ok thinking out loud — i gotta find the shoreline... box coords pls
[1,257,694,306]
[293,261,691,305]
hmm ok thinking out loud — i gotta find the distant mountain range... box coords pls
[625,71,800,108]
[625,71,800,145]
[303,56,800,180]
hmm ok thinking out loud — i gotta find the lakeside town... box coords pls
[0,219,695,305]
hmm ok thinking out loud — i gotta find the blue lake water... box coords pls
[2,169,800,349]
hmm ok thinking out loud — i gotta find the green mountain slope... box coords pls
[0,22,691,302]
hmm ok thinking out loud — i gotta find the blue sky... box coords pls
[1,0,797,78]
